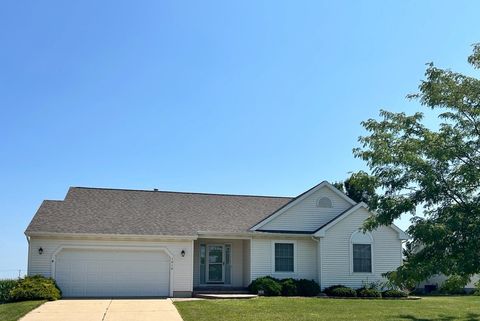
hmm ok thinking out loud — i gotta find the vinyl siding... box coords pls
[193,238,245,287]
[250,237,317,281]
[260,187,351,232]
[418,274,480,290]
[28,236,194,293]
[321,207,403,289]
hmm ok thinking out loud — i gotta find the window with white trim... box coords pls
[351,231,373,273]
[274,243,294,272]
[353,244,372,273]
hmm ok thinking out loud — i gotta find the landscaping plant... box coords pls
[473,280,480,296]
[439,275,468,295]
[280,279,298,296]
[330,286,357,297]
[382,289,408,298]
[295,279,320,297]
[248,277,282,296]
[0,279,18,303]
[249,277,320,297]
[357,288,381,298]
[323,284,347,297]
[9,275,61,302]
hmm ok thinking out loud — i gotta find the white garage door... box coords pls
[55,248,171,297]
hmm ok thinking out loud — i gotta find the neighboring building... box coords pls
[25,181,408,297]
[418,274,480,293]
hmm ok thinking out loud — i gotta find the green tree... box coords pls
[333,171,379,208]
[353,44,480,284]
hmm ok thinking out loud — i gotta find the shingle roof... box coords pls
[25,187,293,236]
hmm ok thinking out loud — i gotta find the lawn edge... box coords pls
[15,300,47,321]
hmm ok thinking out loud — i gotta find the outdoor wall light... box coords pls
[38,247,43,255]
[181,250,186,257]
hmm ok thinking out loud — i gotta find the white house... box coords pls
[418,274,480,293]
[25,181,408,297]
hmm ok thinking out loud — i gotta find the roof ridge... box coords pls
[71,186,293,199]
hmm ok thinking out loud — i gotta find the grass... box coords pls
[0,301,45,321]
[174,296,480,321]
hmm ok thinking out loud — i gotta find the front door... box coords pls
[207,244,224,283]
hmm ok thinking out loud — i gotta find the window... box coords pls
[351,231,373,273]
[353,244,372,273]
[274,243,294,272]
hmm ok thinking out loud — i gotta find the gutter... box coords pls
[26,229,316,242]
[197,231,315,238]
[25,233,30,277]
[26,231,198,241]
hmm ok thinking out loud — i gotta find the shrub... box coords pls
[323,284,347,296]
[330,286,357,297]
[248,277,282,296]
[382,289,408,298]
[440,275,468,295]
[295,279,320,297]
[382,271,417,292]
[280,279,298,296]
[472,280,480,296]
[361,280,382,291]
[357,287,381,298]
[0,279,18,303]
[9,275,61,302]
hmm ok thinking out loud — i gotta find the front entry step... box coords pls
[193,286,249,294]
[193,286,256,299]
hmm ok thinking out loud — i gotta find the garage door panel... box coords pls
[55,248,170,297]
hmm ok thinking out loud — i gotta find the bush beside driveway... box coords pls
[174,296,480,321]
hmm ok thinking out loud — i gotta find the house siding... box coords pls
[418,274,480,291]
[320,207,403,289]
[259,187,351,232]
[28,236,194,294]
[250,237,317,282]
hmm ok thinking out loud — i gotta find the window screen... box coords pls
[353,244,372,273]
[275,243,294,272]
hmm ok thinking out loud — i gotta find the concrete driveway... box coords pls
[21,299,184,321]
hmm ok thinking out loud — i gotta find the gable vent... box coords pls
[316,197,332,208]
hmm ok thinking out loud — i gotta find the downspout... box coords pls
[25,233,30,277]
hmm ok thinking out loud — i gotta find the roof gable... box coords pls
[313,203,409,240]
[250,181,356,232]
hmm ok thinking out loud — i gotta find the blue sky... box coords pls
[1,0,479,277]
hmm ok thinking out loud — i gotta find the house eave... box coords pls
[25,231,198,241]
[197,231,315,239]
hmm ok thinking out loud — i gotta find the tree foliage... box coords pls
[353,44,480,283]
[333,171,379,208]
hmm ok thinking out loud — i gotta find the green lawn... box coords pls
[174,296,480,321]
[0,301,45,321]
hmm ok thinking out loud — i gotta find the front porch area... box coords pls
[193,238,251,289]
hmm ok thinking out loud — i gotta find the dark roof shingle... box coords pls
[25,187,292,236]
